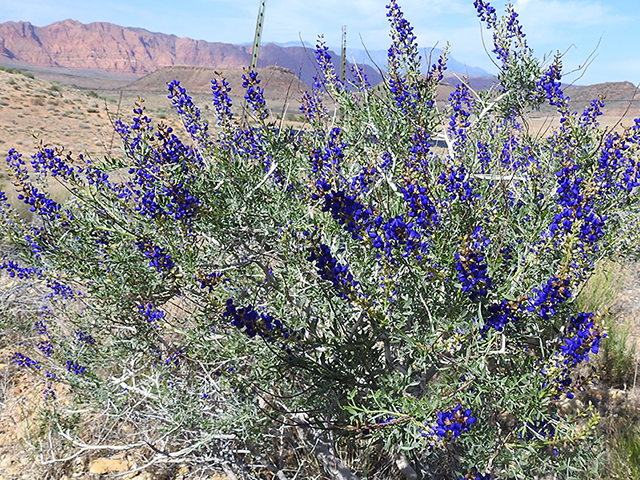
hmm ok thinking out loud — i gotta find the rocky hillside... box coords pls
[122,65,308,98]
[0,19,383,89]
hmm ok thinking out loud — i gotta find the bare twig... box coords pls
[395,453,418,480]
[246,439,290,480]
[292,413,360,480]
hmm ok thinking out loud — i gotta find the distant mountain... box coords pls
[0,19,383,89]
[343,47,490,77]
[0,19,500,92]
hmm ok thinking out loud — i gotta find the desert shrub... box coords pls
[598,321,636,388]
[0,66,34,78]
[2,1,640,479]
[603,423,640,479]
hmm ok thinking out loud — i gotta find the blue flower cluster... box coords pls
[138,303,166,324]
[310,127,346,179]
[45,279,77,300]
[84,163,111,188]
[455,227,492,300]
[0,260,42,279]
[438,164,477,202]
[536,60,568,108]
[2,263,74,301]
[560,312,604,366]
[211,77,234,126]
[160,182,201,221]
[526,275,572,320]
[477,140,491,173]
[313,39,343,92]
[549,164,584,235]
[74,329,96,345]
[448,84,475,150]
[400,182,440,231]
[596,130,640,194]
[541,354,580,400]
[223,299,303,348]
[306,243,360,301]
[37,341,54,357]
[136,240,176,275]
[405,129,432,175]
[300,77,328,122]
[167,80,210,145]
[222,125,284,183]
[425,50,448,85]
[548,163,606,255]
[11,352,41,370]
[473,0,497,29]
[377,214,428,260]
[133,156,201,222]
[24,232,45,258]
[424,404,477,442]
[499,132,525,171]
[114,100,153,155]
[34,317,48,335]
[386,0,420,113]
[459,469,491,480]
[43,372,57,402]
[521,418,556,441]
[475,0,526,68]
[349,165,380,197]
[196,271,227,293]
[314,177,438,262]
[31,146,75,180]
[483,299,521,333]
[350,64,371,91]
[17,184,63,220]
[241,71,268,120]
[114,101,203,226]
[314,184,372,241]
[386,0,421,70]
[580,98,604,128]
[5,148,29,180]
[65,360,86,375]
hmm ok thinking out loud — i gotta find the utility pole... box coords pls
[251,0,267,72]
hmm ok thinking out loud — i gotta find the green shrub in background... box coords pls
[2,1,640,478]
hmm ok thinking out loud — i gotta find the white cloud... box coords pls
[515,0,628,32]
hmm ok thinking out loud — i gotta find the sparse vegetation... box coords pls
[600,322,636,388]
[0,66,35,79]
[604,423,640,479]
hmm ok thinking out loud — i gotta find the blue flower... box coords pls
[223,299,303,356]
[167,80,211,145]
[459,469,491,480]
[455,227,492,300]
[11,352,41,370]
[241,71,269,120]
[559,312,604,366]
[423,404,477,442]
[307,244,360,300]
[211,77,234,125]
[136,240,175,275]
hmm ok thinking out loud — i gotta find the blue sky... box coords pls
[0,0,638,85]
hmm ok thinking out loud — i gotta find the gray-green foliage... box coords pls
[1,1,640,479]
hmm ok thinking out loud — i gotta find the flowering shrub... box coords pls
[1,1,639,478]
